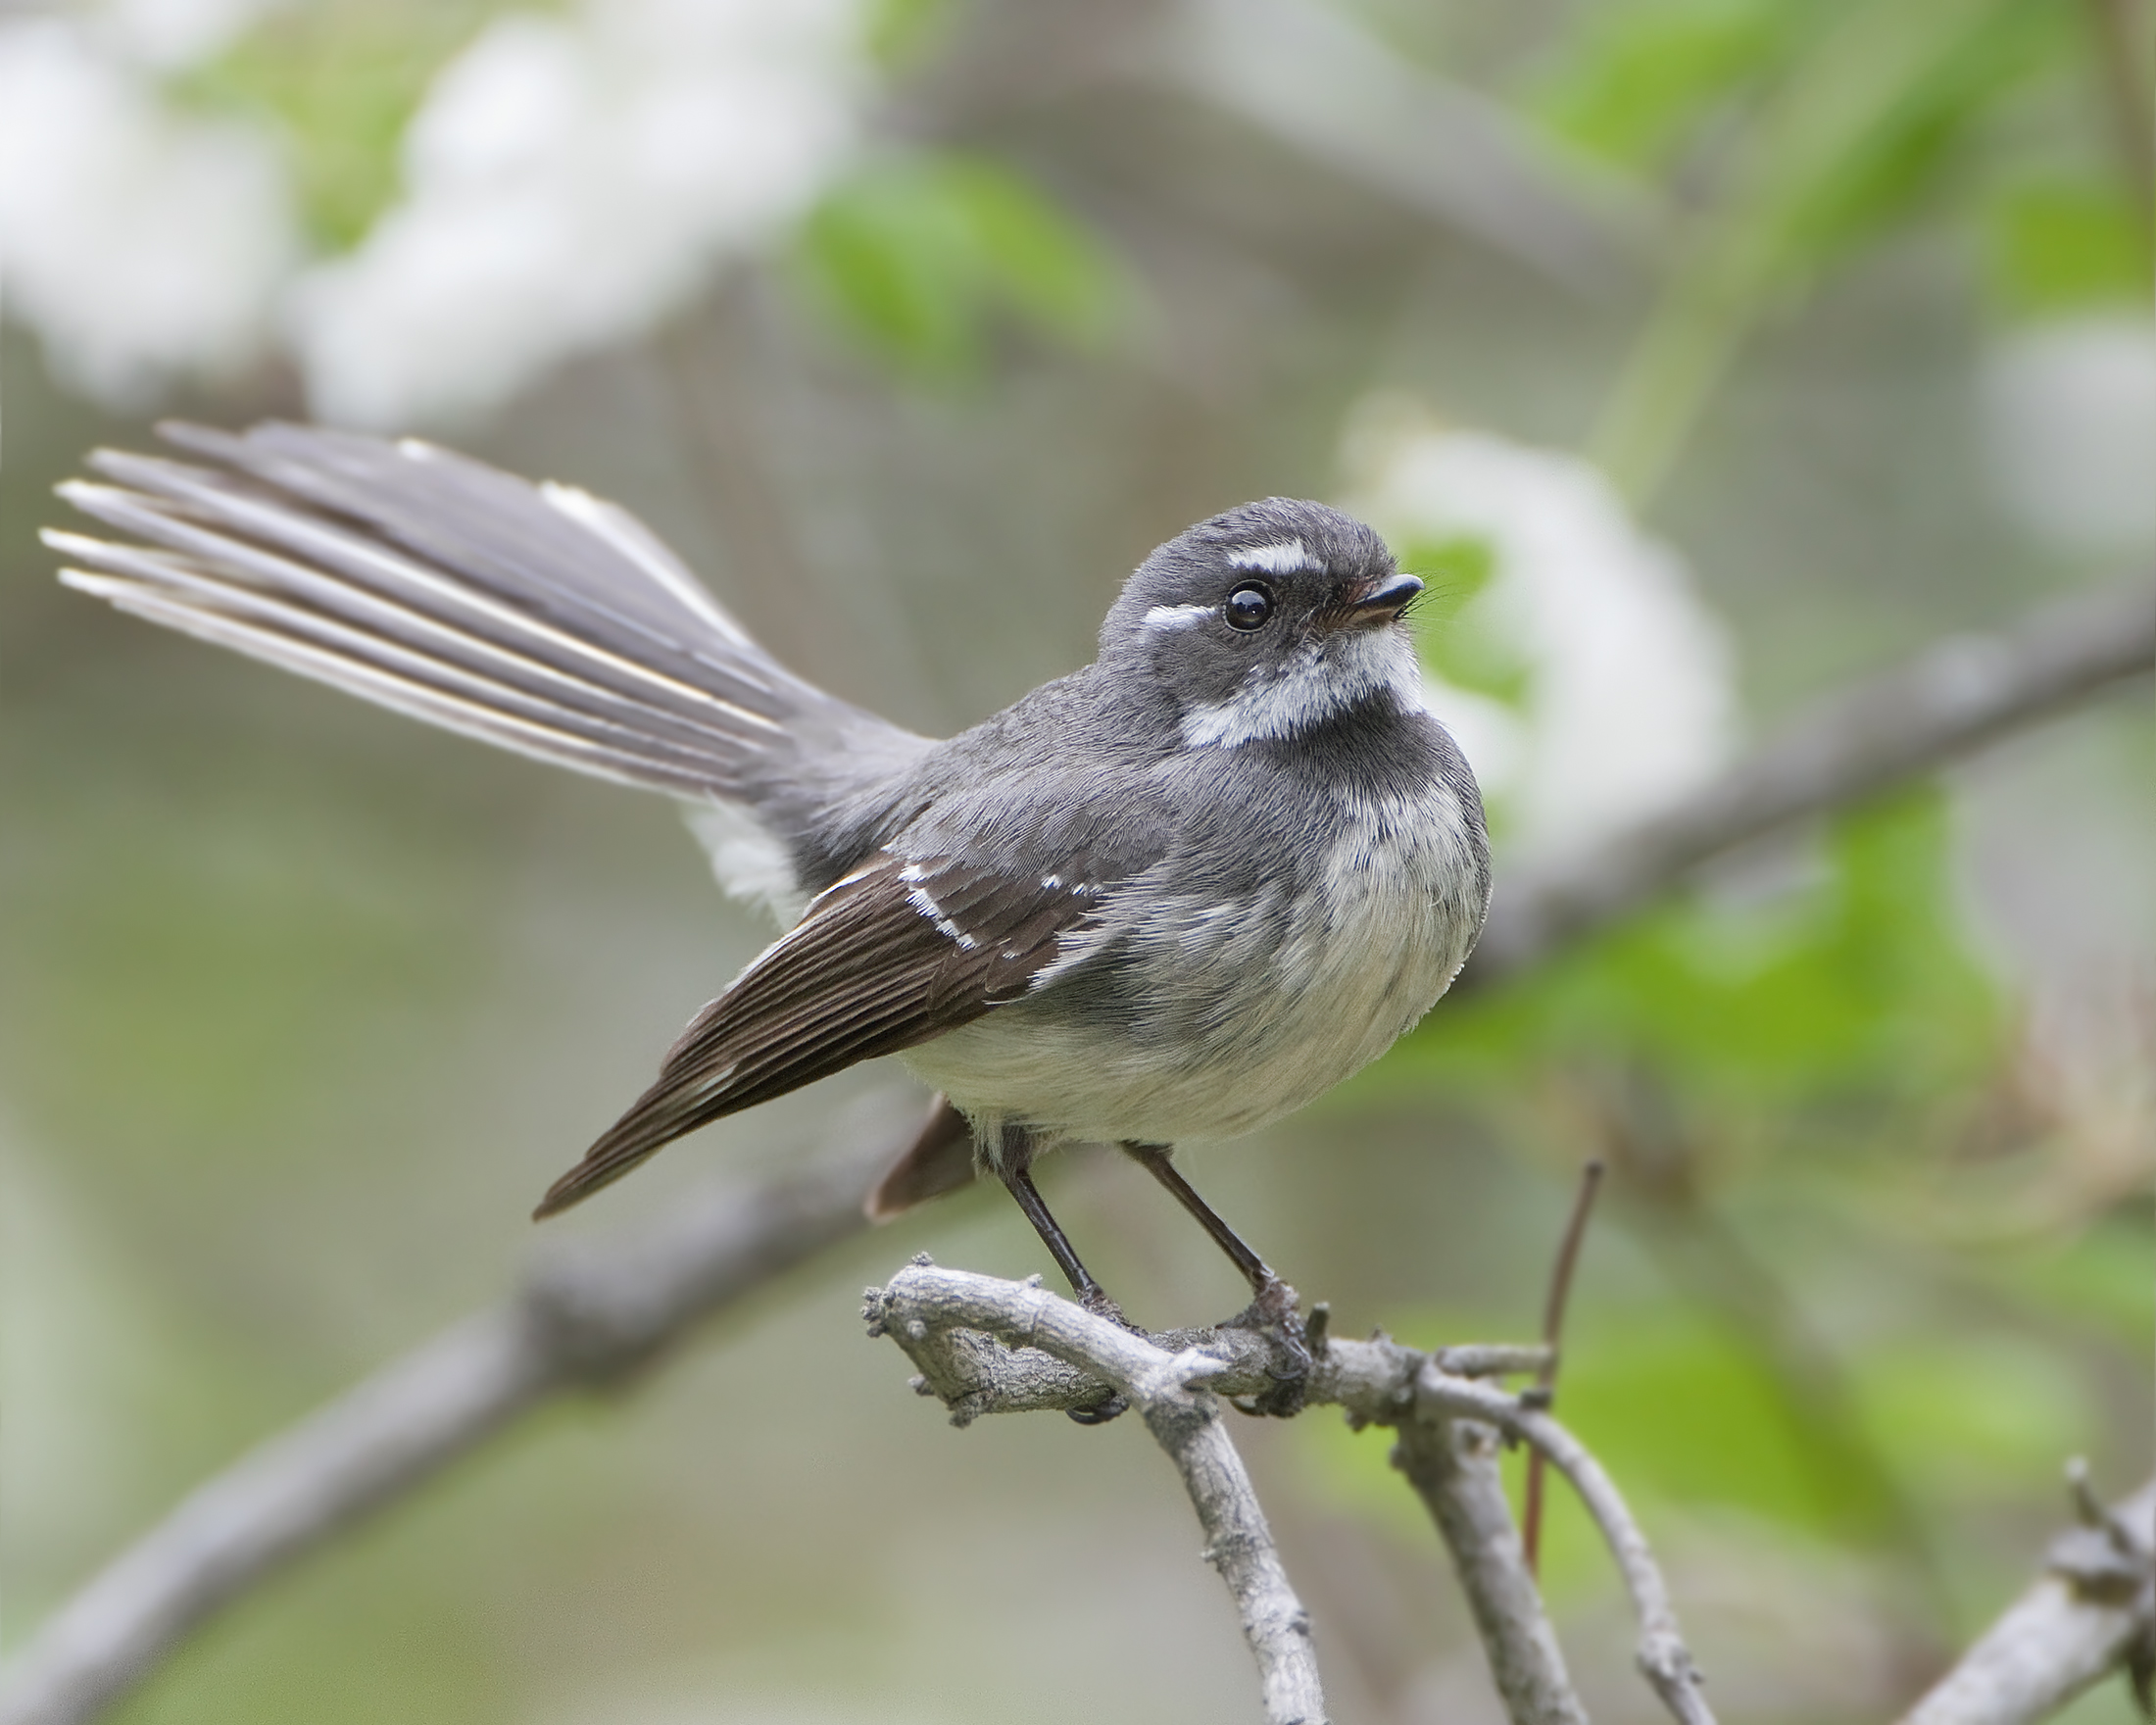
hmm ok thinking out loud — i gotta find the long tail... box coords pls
[45,420,912,811]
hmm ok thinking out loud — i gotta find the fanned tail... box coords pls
[44,420,908,804]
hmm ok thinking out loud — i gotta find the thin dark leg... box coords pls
[1000,1160,1115,1314]
[1122,1142,1275,1293]
[991,1130,1128,1424]
[1124,1142,1310,1417]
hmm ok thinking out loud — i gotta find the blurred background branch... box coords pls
[1899,1472,2155,1725]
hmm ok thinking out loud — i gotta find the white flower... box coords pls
[103,0,279,72]
[289,0,867,428]
[1342,411,1737,861]
[1983,315,2156,558]
[1,0,868,425]
[0,16,297,406]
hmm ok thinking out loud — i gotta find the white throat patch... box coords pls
[1180,627,1425,748]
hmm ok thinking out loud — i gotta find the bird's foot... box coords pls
[1067,1284,1134,1424]
[1078,1284,1131,1328]
[1223,1275,1313,1418]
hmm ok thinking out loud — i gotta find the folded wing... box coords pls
[535,854,1105,1215]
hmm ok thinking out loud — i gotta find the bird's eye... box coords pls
[1224,584,1274,631]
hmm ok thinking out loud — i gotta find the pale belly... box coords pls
[902,801,1487,1147]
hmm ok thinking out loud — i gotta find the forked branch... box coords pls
[866,1259,1328,1725]
[870,1259,1711,1725]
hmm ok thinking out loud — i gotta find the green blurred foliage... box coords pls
[792,151,1128,381]
[1987,177,2155,315]
[1537,0,1805,172]
[864,0,957,72]
[1544,0,2135,499]
[1400,536,1534,708]
[1416,789,2004,1109]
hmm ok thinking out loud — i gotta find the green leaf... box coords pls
[792,152,1126,380]
[1534,0,1798,172]
[1987,179,2156,315]
[1401,536,1534,707]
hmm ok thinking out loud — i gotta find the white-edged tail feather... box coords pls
[45,420,926,859]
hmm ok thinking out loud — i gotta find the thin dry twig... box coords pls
[6,581,2145,1724]
[867,1260,1328,1725]
[1523,1160,1605,1578]
[1898,1470,2156,1725]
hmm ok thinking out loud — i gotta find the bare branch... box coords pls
[1473,575,2156,981]
[1408,1369,1716,1725]
[1392,1414,1588,1725]
[1899,1474,2155,1725]
[0,1107,903,1725]
[867,1261,1328,1725]
[8,578,2143,1723]
[872,1264,1715,1725]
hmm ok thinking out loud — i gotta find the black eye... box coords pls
[1224,584,1274,631]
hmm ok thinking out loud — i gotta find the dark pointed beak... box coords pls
[1339,571,1422,628]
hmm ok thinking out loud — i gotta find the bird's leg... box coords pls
[989,1127,1132,1426]
[1122,1142,1311,1416]
[1000,1161,1120,1319]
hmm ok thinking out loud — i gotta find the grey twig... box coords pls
[866,1261,1328,1725]
[1898,1472,2156,1725]
[0,1104,905,1725]
[7,579,2145,1724]
[1391,1413,1588,1725]
[871,1262,1714,1725]
[1473,575,2156,981]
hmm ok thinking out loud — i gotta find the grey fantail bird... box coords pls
[48,422,1490,1397]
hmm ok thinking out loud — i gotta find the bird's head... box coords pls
[1101,499,1424,748]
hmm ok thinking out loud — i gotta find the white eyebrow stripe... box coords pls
[1227,539,1321,574]
[1143,603,1215,630]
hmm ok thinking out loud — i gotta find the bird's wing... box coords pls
[46,420,914,801]
[535,853,1105,1215]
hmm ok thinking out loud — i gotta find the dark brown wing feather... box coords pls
[534,856,1099,1216]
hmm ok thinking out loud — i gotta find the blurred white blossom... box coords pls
[105,0,282,71]
[0,12,297,405]
[1342,407,1737,860]
[0,0,868,425]
[292,0,866,427]
[1983,314,2156,558]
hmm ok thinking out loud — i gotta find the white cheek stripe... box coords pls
[1180,629,1424,748]
[1142,603,1215,630]
[1227,539,1322,575]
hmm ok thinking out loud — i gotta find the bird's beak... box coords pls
[1336,571,1423,628]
